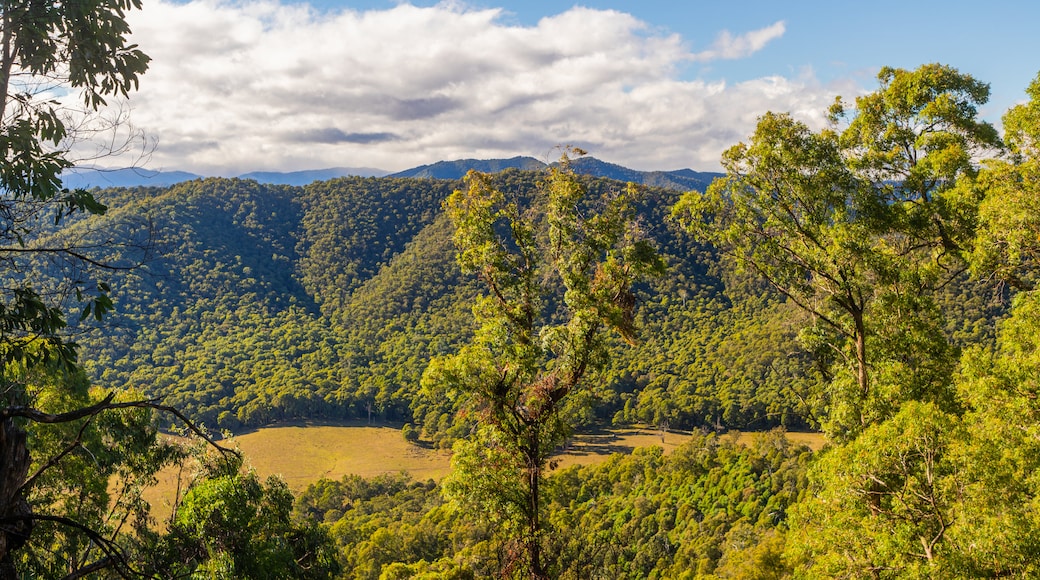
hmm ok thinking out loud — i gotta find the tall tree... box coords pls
[929,70,1040,577]
[783,69,1027,577]
[423,151,662,578]
[968,72,1040,291]
[675,64,1000,439]
[0,2,226,577]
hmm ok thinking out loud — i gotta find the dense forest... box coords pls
[15,67,1033,578]
[6,1,1040,578]
[57,168,852,439]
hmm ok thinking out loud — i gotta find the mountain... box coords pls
[236,167,389,185]
[35,169,1002,436]
[61,168,203,189]
[388,156,546,178]
[63,157,721,191]
[63,166,390,189]
[389,155,722,191]
[46,170,828,436]
[567,157,721,192]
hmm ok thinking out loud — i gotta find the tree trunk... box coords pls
[854,310,868,426]
[525,429,548,580]
[528,465,545,579]
[0,417,32,579]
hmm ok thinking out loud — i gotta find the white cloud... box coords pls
[691,21,787,62]
[100,2,836,174]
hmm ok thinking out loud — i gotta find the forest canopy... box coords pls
[0,7,1036,575]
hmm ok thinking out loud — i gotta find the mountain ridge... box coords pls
[62,157,722,191]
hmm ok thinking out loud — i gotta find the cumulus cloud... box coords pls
[691,21,787,62]
[105,1,839,174]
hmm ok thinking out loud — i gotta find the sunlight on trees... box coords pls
[424,150,663,578]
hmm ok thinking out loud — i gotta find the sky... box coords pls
[92,0,1040,175]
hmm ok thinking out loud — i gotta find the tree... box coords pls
[786,401,958,577]
[968,72,1040,291]
[779,69,1037,578]
[423,151,663,578]
[933,70,1040,577]
[0,2,230,577]
[140,450,341,579]
[3,355,183,578]
[674,64,999,439]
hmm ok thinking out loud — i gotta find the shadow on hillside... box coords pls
[560,428,666,457]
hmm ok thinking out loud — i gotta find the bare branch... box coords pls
[2,394,238,458]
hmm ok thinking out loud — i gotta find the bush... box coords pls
[402,423,420,444]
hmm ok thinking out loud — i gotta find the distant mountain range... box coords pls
[387,156,546,178]
[61,168,204,189]
[62,157,721,191]
[60,166,389,189]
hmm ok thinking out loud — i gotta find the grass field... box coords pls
[231,422,453,487]
[143,423,826,521]
[143,420,451,523]
[218,423,823,489]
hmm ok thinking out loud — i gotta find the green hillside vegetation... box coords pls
[57,168,862,440]
[293,429,810,579]
[5,5,1038,574]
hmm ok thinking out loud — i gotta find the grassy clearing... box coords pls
[230,421,452,488]
[732,430,827,452]
[142,420,450,524]
[142,423,826,521]
[557,428,825,470]
[554,427,691,469]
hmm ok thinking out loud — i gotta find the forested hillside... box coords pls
[12,1,1040,577]
[58,168,855,436]
[40,156,997,446]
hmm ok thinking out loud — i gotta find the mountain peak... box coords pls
[390,156,720,191]
[62,157,721,192]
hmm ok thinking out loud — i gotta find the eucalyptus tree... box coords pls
[675,64,1000,439]
[0,2,231,577]
[423,151,663,578]
[932,70,1040,577]
[719,67,1029,578]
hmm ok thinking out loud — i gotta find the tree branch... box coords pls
[2,393,238,458]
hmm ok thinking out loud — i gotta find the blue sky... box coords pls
[290,0,1039,107]
[104,0,1038,175]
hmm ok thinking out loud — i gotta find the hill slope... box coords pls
[50,169,1000,436]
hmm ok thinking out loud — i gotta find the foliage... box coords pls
[6,24,1037,577]
[675,64,999,441]
[424,153,665,576]
[0,0,162,575]
[787,401,957,578]
[296,430,810,579]
[968,74,1040,291]
[41,166,847,438]
[10,359,180,577]
[296,473,478,579]
[141,450,340,579]
[542,430,810,579]
[782,69,1040,578]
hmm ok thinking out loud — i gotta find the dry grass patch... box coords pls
[140,423,825,522]
[555,427,825,470]
[553,428,690,470]
[231,422,452,488]
[732,430,827,452]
